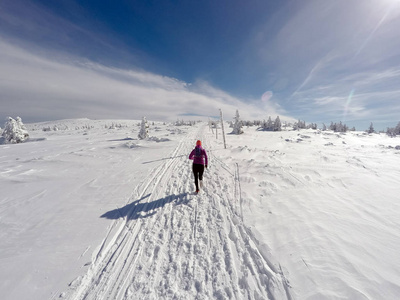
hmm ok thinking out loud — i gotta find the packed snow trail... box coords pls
[65,123,292,300]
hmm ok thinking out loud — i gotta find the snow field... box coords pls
[1,119,400,300]
[216,128,400,299]
[0,120,181,300]
[64,123,291,300]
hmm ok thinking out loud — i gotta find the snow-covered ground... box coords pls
[1,119,399,300]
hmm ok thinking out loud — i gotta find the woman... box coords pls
[189,140,208,193]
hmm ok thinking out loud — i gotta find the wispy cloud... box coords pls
[0,39,287,123]
[1,0,399,130]
[253,0,400,129]
[0,1,292,123]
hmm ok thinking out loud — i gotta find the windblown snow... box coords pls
[1,119,399,300]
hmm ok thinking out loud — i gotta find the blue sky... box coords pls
[1,0,400,130]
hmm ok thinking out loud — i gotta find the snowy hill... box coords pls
[1,120,399,300]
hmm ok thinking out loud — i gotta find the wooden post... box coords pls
[220,109,227,149]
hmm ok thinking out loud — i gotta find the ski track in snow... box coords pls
[62,124,292,300]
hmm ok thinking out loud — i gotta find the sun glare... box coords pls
[383,0,400,6]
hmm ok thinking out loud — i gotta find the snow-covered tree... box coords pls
[175,119,191,126]
[367,122,375,134]
[231,110,243,134]
[1,117,29,144]
[262,116,273,131]
[330,121,349,132]
[253,120,262,127]
[138,117,149,139]
[308,123,318,130]
[293,120,306,130]
[386,121,400,137]
[274,116,282,131]
[396,122,400,135]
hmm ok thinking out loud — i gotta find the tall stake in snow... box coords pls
[220,109,227,149]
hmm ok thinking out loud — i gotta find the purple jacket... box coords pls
[189,146,208,165]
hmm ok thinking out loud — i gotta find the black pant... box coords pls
[192,164,205,190]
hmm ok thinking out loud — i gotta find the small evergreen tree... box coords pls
[263,116,273,131]
[367,122,375,134]
[2,117,29,144]
[274,116,282,131]
[293,120,306,130]
[308,123,318,130]
[138,117,149,139]
[329,121,349,132]
[386,121,400,137]
[396,122,400,135]
[231,110,244,134]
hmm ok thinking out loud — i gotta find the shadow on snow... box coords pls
[100,192,190,221]
[142,154,187,165]
[107,138,136,142]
